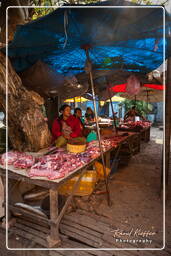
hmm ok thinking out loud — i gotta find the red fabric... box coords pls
[111,83,126,93]
[52,115,83,140]
[111,83,164,93]
[76,117,84,131]
[143,84,164,90]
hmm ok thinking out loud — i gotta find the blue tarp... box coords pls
[5,0,171,75]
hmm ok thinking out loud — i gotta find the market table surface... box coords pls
[0,132,139,248]
[117,126,151,142]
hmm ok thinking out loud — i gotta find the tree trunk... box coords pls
[0,52,52,152]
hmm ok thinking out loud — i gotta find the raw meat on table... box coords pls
[13,155,35,169]
[0,151,35,168]
[1,151,19,165]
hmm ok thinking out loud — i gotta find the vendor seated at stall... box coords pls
[85,107,95,123]
[74,108,84,130]
[124,106,145,122]
[52,104,86,147]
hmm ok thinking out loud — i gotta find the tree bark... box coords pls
[0,51,52,152]
[0,0,32,43]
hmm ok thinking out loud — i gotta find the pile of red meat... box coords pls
[0,137,122,180]
[120,121,151,129]
[0,151,35,168]
[29,151,91,180]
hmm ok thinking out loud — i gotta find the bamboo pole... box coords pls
[74,97,76,108]
[107,83,118,134]
[134,95,137,106]
[146,90,149,120]
[84,48,111,206]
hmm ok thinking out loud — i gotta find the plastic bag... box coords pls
[126,75,141,95]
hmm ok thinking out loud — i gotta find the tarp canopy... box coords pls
[5,0,171,78]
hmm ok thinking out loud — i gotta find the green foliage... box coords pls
[124,99,153,117]
[31,0,101,20]
[131,0,169,5]
[32,7,54,19]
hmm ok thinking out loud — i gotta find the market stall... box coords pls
[0,0,169,249]
[118,120,152,142]
[0,132,138,247]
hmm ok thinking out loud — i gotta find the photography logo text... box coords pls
[111,228,156,245]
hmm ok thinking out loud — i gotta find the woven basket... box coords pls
[67,143,86,153]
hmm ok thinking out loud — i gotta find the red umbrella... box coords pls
[111,83,164,93]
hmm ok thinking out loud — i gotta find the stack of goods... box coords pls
[120,121,151,130]
[29,152,89,180]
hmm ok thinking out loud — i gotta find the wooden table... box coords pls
[118,126,151,143]
[0,132,139,248]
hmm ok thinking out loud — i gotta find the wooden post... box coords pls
[105,152,110,169]
[45,96,59,129]
[47,189,61,248]
[74,97,76,108]
[165,57,171,194]
[107,83,118,134]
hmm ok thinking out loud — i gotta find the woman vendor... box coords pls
[52,104,86,147]
[85,107,95,123]
[124,106,145,122]
[74,107,84,130]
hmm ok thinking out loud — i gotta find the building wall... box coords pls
[155,102,163,123]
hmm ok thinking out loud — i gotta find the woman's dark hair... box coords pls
[86,107,93,112]
[132,106,136,110]
[74,107,82,114]
[58,104,71,120]
[59,104,71,113]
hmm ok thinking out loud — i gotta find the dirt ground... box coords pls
[0,127,171,255]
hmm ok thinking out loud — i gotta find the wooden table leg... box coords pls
[47,189,61,248]
[1,176,16,229]
[55,169,87,227]
[105,152,110,169]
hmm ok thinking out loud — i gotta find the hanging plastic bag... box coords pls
[126,75,141,95]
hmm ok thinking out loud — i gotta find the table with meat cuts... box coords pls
[118,126,151,143]
[0,132,139,248]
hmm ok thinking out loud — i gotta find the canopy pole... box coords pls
[164,57,171,198]
[134,95,137,107]
[84,47,111,206]
[107,83,118,134]
[74,97,76,108]
[146,90,149,120]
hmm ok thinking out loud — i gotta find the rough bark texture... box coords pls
[0,51,52,152]
[0,0,32,43]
